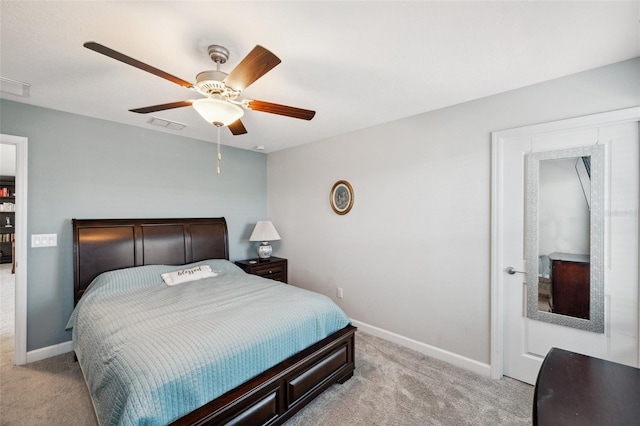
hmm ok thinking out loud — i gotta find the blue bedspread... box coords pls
[66,259,350,425]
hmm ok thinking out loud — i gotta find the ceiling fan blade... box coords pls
[84,42,193,89]
[247,100,316,121]
[224,46,281,91]
[228,119,248,135]
[129,101,193,114]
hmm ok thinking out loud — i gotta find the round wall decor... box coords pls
[330,180,354,215]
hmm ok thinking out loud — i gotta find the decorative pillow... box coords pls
[161,265,217,286]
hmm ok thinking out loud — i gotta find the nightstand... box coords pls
[235,257,288,283]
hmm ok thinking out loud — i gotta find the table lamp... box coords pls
[249,221,281,259]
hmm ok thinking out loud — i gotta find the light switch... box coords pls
[31,233,57,248]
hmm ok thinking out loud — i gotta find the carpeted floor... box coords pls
[0,263,533,425]
[287,333,533,426]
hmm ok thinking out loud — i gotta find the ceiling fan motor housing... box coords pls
[195,70,240,100]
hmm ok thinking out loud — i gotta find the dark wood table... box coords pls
[534,347,640,425]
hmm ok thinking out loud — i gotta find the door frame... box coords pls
[0,133,28,365]
[490,107,640,379]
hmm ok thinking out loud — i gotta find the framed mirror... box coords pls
[525,145,604,333]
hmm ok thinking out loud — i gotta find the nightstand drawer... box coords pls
[235,257,288,284]
[257,271,285,282]
[251,263,284,277]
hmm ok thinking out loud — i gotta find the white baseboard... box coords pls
[26,340,73,364]
[350,319,491,377]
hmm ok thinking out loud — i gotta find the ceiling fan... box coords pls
[83,42,316,136]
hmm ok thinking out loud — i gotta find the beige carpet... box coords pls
[288,333,532,425]
[0,264,533,425]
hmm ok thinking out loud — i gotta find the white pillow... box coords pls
[161,265,217,286]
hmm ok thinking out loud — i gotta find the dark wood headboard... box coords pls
[72,217,229,305]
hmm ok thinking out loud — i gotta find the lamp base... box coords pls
[257,242,272,259]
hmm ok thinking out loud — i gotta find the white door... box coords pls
[492,109,640,384]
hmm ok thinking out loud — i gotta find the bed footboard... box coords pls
[171,325,356,426]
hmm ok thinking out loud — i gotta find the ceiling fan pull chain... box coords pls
[216,125,222,174]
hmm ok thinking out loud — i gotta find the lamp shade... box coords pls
[192,98,244,126]
[249,221,281,242]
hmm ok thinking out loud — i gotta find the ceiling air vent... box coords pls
[148,117,186,130]
[0,76,30,97]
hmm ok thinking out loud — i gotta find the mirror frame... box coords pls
[525,145,604,333]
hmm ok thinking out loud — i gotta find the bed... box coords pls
[68,217,356,425]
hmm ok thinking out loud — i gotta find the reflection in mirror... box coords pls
[538,157,590,318]
[525,145,604,333]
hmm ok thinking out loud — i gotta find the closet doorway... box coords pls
[0,134,28,366]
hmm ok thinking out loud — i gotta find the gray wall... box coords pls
[267,58,640,364]
[0,100,267,351]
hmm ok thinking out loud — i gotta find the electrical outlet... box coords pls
[336,287,344,299]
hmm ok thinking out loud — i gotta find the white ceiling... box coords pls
[1,1,638,153]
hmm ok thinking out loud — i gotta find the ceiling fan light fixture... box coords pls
[192,98,244,127]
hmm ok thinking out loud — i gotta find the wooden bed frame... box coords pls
[72,217,356,425]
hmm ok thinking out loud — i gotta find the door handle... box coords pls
[506,266,526,275]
